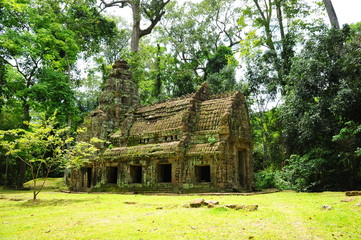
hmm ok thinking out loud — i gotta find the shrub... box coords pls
[254,169,277,190]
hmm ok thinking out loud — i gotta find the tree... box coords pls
[0,0,116,125]
[238,0,327,176]
[155,0,242,96]
[280,25,361,191]
[323,0,339,29]
[206,45,238,94]
[99,0,171,52]
[0,114,101,200]
[240,0,321,92]
[0,0,115,188]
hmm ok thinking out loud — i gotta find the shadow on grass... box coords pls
[19,198,88,208]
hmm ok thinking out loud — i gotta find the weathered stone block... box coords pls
[190,199,205,208]
[204,200,219,206]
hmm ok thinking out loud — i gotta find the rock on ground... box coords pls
[345,191,361,196]
[190,199,205,208]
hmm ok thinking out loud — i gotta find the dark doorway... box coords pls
[82,167,92,188]
[238,150,246,187]
[158,164,172,183]
[195,165,211,182]
[130,165,142,183]
[106,167,118,184]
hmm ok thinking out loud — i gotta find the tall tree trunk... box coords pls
[131,0,141,52]
[0,59,5,112]
[323,0,340,29]
[154,44,162,97]
[253,0,283,82]
[100,0,169,52]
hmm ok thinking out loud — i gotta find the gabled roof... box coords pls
[106,83,250,158]
[194,94,236,132]
[129,97,192,136]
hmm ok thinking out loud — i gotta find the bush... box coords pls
[254,168,294,190]
[254,169,277,190]
[279,151,327,192]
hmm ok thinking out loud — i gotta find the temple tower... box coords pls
[78,60,140,145]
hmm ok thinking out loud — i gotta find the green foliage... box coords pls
[206,46,233,74]
[254,168,292,190]
[171,68,197,97]
[240,0,319,89]
[206,46,238,94]
[0,114,101,199]
[153,0,242,98]
[279,25,361,191]
[280,153,322,192]
[254,168,277,189]
[0,0,116,127]
[251,107,285,172]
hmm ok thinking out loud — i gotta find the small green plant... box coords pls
[207,135,217,144]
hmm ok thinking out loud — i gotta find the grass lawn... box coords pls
[0,181,360,239]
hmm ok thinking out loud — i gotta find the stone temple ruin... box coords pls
[71,60,253,192]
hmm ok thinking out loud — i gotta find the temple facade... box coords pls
[71,60,253,192]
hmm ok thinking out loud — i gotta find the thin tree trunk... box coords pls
[17,101,31,189]
[323,0,340,29]
[4,156,8,189]
[63,55,72,184]
[0,59,5,113]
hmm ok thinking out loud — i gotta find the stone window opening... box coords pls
[106,167,118,184]
[130,165,142,183]
[195,165,211,182]
[158,164,172,183]
[164,136,168,141]
[82,167,92,188]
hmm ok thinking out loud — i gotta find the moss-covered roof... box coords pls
[108,83,250,158]
[194,94,234,132]
[104,141,181,159]
[129,97,192,136]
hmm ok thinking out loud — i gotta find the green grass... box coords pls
[23,177,68,190]
[0,183,360,239]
